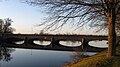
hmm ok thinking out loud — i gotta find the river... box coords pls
[0,40,107,67]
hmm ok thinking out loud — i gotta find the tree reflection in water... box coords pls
[0,44,15,62]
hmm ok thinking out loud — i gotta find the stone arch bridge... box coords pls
[2,34,120,52]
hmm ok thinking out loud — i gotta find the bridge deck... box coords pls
[4,34,120,42]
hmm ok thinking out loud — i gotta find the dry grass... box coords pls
[64,45,120,67]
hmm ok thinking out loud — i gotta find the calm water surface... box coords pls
[0,48,73,67]
[0,40,107,67]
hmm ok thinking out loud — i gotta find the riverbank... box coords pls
[64,45,120,67]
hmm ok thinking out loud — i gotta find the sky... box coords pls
[0,0,107,35]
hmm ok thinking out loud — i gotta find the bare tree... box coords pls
[26,0,120,57]
[0,18,15,34]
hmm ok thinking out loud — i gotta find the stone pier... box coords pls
[81,38,89,49]
[50,37,60,47]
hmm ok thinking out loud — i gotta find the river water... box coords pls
[0,40,108,67]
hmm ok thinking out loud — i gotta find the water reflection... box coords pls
[0,43,73,67]
[60,41,81,47]
[0,45,15,62]
[89,40,108,48]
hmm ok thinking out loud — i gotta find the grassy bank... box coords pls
[65,45,120,67]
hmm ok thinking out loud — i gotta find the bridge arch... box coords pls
[30,38,51,46]
[59,41,81,47]
[33,40,51,46]
[5,37,24,44]
[88,40,108,48]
